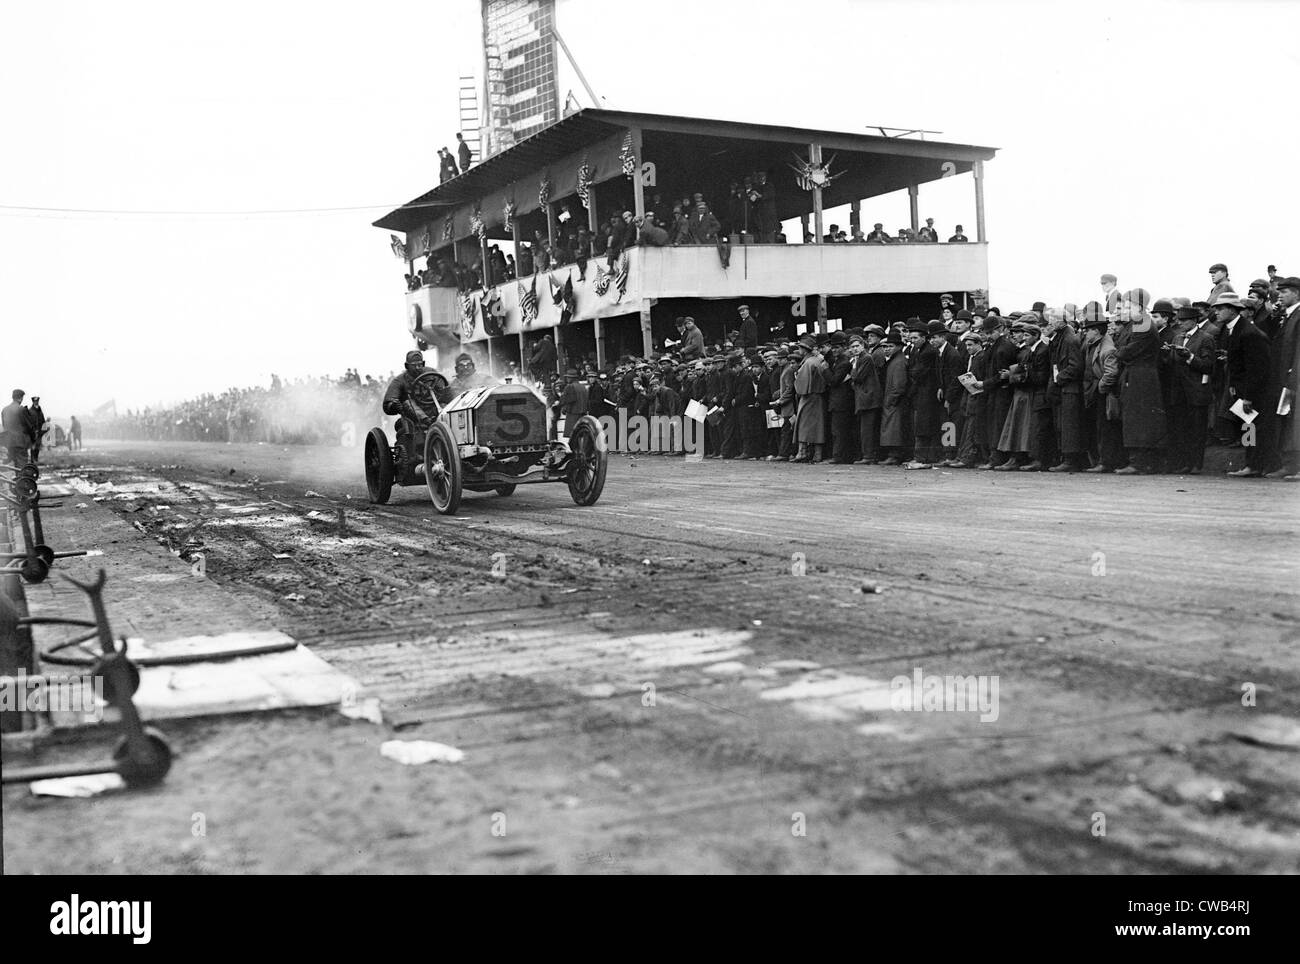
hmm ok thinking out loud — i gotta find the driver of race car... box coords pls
[382,350,448,436]
[447,353,500,396]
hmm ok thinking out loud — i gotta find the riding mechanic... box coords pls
[382,350,501,454]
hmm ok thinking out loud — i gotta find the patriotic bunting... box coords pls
[519,277,538,327]
[619,132,636,179]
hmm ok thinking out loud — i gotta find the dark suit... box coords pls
[734,371,765,457]
[983,334,1019,463]
[910,343,942,462]
[1048,327,1085,462]
[852,351,883,460]
[1224,316,1273,472]
[935,341,963,460]
[1025,340,1054,465]
[738,316,758,349]
[1167,322,1216,470]
[1270,304,1300,465]
[826,355,855,462]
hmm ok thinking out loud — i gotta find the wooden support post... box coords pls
[518,331,528,382]
[973,160,987,243]
[640,307,653,358]
[908,183,919,235]
[510,218,521,279]
[800,213,810,244]
[849,199,861,236]
[810,142,823,244]
[554,323,565,374]
[594,316,605,370]
[817,295,827,336]
[630,127,645,220]
[480,235,490,289]
[486,334,494,377]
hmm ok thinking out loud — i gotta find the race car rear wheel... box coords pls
[424,423,462,516]
[364,428,393,504]
[494,484,516,496]
[566,415,607,506]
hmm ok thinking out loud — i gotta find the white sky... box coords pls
[2,0,1296,418]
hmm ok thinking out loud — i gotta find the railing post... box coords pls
[974,160,987,243]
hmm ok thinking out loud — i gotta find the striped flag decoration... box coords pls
[518,277,538,327]
[593,262,611,296]
[561,275,576,326]
[461,291,477,339]
[613,252,629,301]
[619,132,636,178]
[576,154,592,208]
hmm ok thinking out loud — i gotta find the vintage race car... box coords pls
[364,372,607,515]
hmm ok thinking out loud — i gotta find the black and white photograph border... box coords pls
[1,0,1297,894]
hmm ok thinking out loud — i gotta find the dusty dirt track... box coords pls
[4,439,1299,874]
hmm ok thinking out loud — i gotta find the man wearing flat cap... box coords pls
[1245,279,1279,341]
[679,316,705,361]
[1045,307,1086,471]
[825,331,856,463]
[976,313,1020,469]
[792,335,828,462]
[1018,313,1055,471]
[1208,264,1235,305]
[2,389,30,466]
[877,330,911,465]
[776,344,800,459]
[1270,276,1300,478]
[903,321,943,468]
[737,305,759,350]
[931,319,964,466]
[850,332,883,463]
[758,348,783,458]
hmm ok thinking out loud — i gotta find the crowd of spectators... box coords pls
[101,371,393,445]
[530,264,1300,480]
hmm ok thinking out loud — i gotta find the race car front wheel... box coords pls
[424,423,462,515]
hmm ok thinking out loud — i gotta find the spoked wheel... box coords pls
[364,428,394,504]
[494,484,516,496]
[424,423,462,515]
[566,415,608,506]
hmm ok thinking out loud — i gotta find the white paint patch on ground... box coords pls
[760,672,901,725]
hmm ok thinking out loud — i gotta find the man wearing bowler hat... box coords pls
[1218,292,1275,477]
[1165,304,1217,474]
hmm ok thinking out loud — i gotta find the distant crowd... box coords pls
[101,371,392,445]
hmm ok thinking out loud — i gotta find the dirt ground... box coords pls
[3,439,1299,874]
